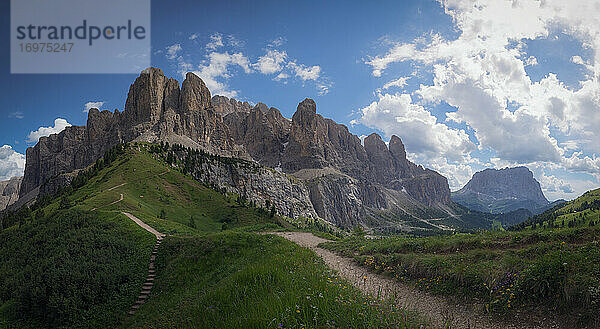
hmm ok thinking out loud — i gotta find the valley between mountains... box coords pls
[1,69,599,328]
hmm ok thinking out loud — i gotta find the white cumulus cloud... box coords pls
[357,93,474,162]
[26,118,72,144]
[83,101,104,113]
[206,33,224,51]
[166,44,182,60]
[0,145,25,181]
[253,49,287,74]
[190,52,252,98]
[361,0,600,198]
[287,62,321,81]
[382,77,410,90]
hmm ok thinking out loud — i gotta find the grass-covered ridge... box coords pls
[121,231,426,329]
[1,143,428,328]
[513,188,600,230]
[322,223,600,327]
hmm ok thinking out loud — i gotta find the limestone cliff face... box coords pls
[0,177,22,211]
[166,150,318,221]
[20,68,239,199]
[211,95,252,116]
[20,67,456,230]
[224,104,290,168]
[279,101,450,208]
[282,99,370,179]
[452,167,549,214]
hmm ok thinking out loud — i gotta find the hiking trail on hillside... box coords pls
[91,170,169,317]
[271,232,560,329]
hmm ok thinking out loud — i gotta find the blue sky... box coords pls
[1,0,599,201]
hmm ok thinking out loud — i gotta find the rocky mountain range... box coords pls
[452,166,550,214]
[13,67,475,231]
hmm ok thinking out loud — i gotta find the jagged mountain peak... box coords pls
[364,133,387,153]
[18,67,465,230]
[453,166,549,214]
[181,71,211,111]
[389,135,407,161]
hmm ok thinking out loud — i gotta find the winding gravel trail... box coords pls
[271,231,560,329]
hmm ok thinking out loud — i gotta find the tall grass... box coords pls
[121,232,429,329]
[322,227,600,326]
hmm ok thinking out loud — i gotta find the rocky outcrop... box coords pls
[224,104,290,168]
[211,95,252,115]
[0,177,22,211]
[282,99,370,179]
[20,68,241,199]
[19,67,462,231]
[363,134,450,206]
[168,150,317,221]
[452,167,549,214]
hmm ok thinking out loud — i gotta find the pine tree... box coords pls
[59,196,72,210]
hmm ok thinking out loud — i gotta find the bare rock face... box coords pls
[224,104,290,168]
[180,72,211,112]
[364,133,395,183]
[19,67,455,231]
[211,95,252,115]
[0,176,22,211]
[20,69,238,199]
[123,67,168,126]
[282,99,369,179]
[20,125,93,199]
[452,167,549,213]
[305,172,365,228]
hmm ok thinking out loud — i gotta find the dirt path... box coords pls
[90,193,123,211]
[271,232,560,329]
[90,171,170,317]
[126,218,164,316]
[121,211,165,316]
[123,212,165,239]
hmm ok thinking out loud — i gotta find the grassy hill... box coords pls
[512,188,600,230]
[0,143,427,328]
[322,189,600,327]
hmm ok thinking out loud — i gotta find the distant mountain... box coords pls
[0,176,22,211]
[452,167,549,214]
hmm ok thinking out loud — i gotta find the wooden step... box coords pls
[128,310,136,315]
[138,294,148,300]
